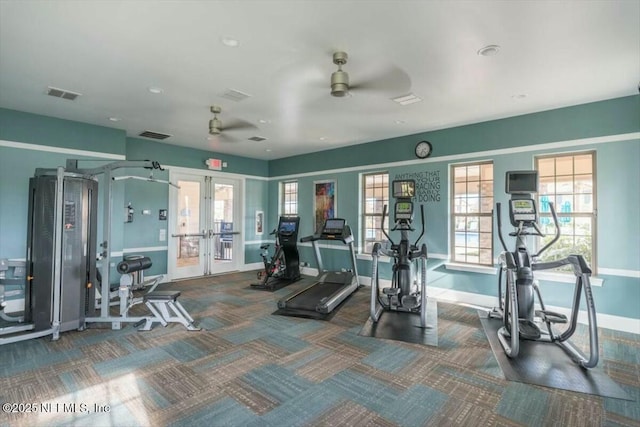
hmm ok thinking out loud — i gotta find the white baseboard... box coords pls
[351,271,639,334]
[241,264,639,334]
[242,262,264,272]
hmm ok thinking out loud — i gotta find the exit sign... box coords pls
[206,158,222,170]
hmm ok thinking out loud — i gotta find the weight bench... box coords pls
[138,290,200,331]
[116,257,201,332]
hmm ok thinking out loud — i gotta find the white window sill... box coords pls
[444,262,497,275]
[535,271,603,287]
[444,262,603,286]
[357,253,392,263]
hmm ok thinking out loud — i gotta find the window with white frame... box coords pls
[451,162,494,265]
[281,181,298,215]
[535,152,596,270]
[362,172,389,254]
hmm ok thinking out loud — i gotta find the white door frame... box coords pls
[167,166,245,281]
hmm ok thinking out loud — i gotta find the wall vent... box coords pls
[248,136,267,142]
[220,89,251,102]
[138,130,172,140]
[47,86,82,101]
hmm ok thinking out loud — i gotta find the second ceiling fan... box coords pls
[208,105,257,142]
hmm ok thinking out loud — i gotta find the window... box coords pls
[362,172,389,254]
[281,181,298,215]
[535,152,596,270]
[451,162,494,265]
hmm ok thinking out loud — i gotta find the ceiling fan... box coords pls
[328,51,411,98]
[208,105,257,142]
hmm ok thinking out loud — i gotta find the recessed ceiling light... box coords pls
[477,45,500,56]
[258,119,271,124]
[221,37,239,47]
[394,120,406,124]
[148,86,164,94]
[265,149,272,152]
[108,117,121,122]
[319,137,328,141]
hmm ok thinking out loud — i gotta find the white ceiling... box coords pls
[1,1,638,161]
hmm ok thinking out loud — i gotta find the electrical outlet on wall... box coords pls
[159,229,166,241]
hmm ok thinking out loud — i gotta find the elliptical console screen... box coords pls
[392,180,415,198]
[510,199,536,222]
[322,218,345,236]
[395,201,413,219]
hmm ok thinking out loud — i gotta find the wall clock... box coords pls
[415,141,433,159]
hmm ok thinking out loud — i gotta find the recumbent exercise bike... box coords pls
[490,170,598,368]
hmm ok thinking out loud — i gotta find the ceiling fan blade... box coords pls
[349,65,411,96]
[221,118,258,132]
[208,133,239,144]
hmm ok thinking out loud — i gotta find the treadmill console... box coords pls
[321,218,346,239]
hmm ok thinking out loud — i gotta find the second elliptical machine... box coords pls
[490,170,598,368]
[369,179,430,328]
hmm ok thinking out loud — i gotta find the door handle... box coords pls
[210,231,241,236]
[171,233,206,238]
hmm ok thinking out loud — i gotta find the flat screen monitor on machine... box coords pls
[393,180,415,198]
[506,170,538,194]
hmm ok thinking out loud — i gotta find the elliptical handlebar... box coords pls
[413,204,425,248]
[380,204,395,247]
[496,203,509,253]
[534,201,561,258]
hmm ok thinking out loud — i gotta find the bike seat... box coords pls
[382,287,400,296]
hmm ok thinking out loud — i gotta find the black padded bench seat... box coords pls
[144,290,181,302]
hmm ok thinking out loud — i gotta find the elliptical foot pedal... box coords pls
[518,319,541,340]
[536,309,568,324]
[382,288,400,296]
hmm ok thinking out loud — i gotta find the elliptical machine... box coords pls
[491,170,598,368]
[251,216,301,291]
[369,179,429,327]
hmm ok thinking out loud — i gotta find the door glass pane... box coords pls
[177,180,200,268]
[213,183,234,263]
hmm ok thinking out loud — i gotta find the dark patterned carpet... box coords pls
[0,272,638,426]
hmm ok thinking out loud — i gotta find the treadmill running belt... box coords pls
[286,281,346,310]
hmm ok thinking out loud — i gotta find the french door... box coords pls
[168,170,242,280]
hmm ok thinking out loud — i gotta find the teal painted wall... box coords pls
[1,96,638,322]
[269,95,639,175]
[0,108,126,154]
[244,178,270,264]
[268,96,640,321]
[126,137,269,177]
[0,110,271,286]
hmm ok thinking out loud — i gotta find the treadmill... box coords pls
[277,218,360,316]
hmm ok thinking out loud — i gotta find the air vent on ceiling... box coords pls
[139,130,172,140]
[47,86,82,101]
[248,136,267,142]
[220,88,251,102]
[391,93,422,106]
